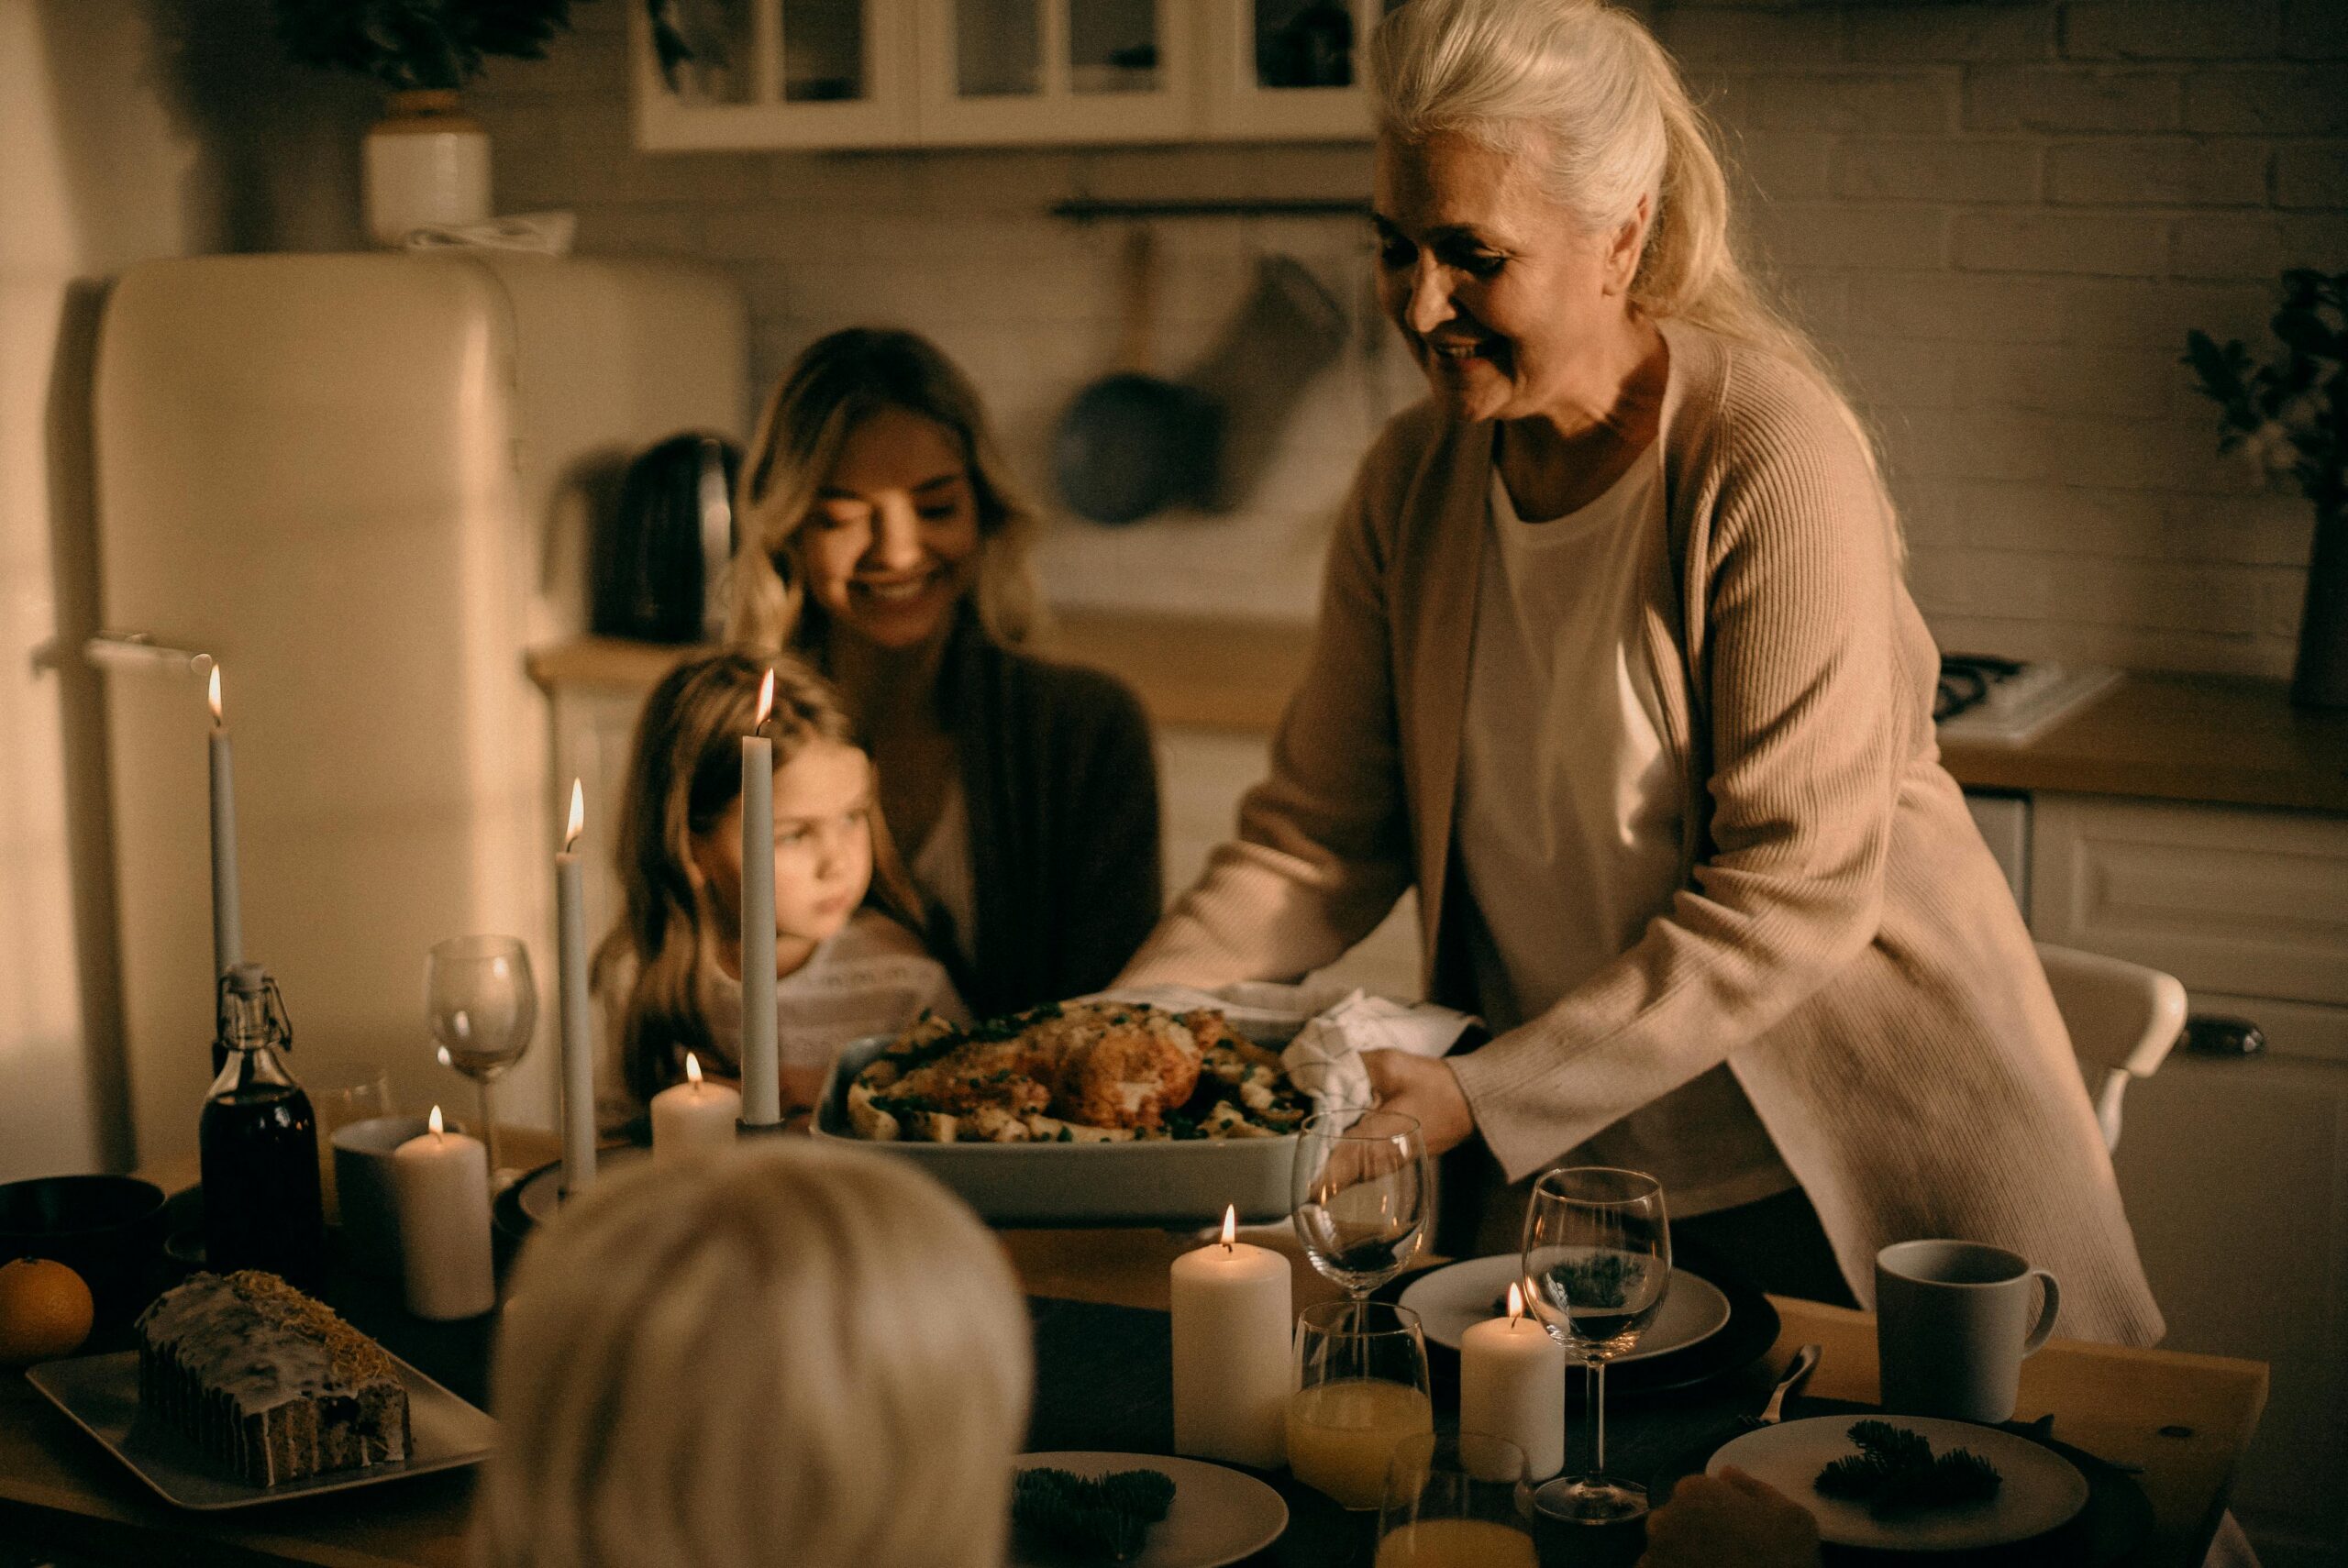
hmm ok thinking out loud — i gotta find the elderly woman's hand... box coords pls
[1361,1049,1476,1156]
[1636,1469,1822,1568]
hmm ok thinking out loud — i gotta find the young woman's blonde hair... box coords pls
[1370,0,1876,468]
[592,650,925,1109]
[730,328,1044,654]
[478,1143,1033,1568]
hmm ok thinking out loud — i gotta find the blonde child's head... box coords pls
[479,1143,1032,1568]
[595,651,922,1107]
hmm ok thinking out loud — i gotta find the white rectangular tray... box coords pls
[812,1034,1298,1227]
[28,1348,496,1509]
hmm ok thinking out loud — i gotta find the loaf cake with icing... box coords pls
[136,1270,412,1486]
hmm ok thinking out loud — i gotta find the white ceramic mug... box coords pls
[1876,1239,2060,1424]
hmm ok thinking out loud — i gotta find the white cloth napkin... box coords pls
[400,211,578,255]
[1086,981,1479,1116]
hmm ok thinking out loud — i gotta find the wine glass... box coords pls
[1520,1166,1671,1524]
[424,935,537,1183]
[1288,1299,1434,1511]
[1292,1109,1430,1301]
[1378,1431,1537,1568]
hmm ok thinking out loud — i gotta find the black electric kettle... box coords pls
[591,432,741,644]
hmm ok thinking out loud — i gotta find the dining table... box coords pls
[0,1132,2267,1568]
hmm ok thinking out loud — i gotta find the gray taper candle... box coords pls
[207,665,242,979]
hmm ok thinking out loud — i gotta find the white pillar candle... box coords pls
[556,779,596,1198]
[392,1106,496,1320]
[739,669,780,1127]
[206,665,242,980]
[651,1054,741,1166]
[1170,1206,1292,1468]
[1458,1281,1567,1481]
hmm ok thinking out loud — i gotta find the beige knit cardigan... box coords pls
[1125,320,2165,1347]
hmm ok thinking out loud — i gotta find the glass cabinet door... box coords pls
[781,0,867,102]
[637,0,914,149]
[1202,0,1388,138]
[923,0,1191,143]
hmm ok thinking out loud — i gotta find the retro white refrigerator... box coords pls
[94,253,747,1165]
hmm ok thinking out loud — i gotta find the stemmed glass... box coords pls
[424,935,537,1183]
[1292,1109,1430,1302]
[1289,1299,1434,1511]
[1520,1166,1671,1524]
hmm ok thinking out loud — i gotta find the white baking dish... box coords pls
[810,1034,1299,1227]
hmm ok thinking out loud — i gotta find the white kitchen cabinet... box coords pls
[632,0,1401,150]
[2029,793,2348,1568]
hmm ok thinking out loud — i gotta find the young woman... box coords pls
[731,328,1161,1017]
[593,651,961,1124]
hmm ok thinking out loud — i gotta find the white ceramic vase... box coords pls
[362,90,492,248]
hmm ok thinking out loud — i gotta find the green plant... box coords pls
[2185,270,2347,518]
[272,0,593,93]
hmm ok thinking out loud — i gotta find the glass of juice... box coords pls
[1378,1432,1537,1568]
[1287,1300,1434,1509]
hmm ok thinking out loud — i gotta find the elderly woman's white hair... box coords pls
[477,1143,1032,1568]
[1372,0,1857,430]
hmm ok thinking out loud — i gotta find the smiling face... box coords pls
[690,737,876,977]
[791,406,981,654]
[1373,130,1647,428]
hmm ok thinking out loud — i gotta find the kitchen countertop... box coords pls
[527,617,2348,816]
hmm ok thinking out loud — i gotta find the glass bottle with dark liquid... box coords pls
[200,963,325,1286]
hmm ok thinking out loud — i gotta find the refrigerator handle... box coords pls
[83,630,215,678]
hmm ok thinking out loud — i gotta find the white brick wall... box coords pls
[465,0,2346,679]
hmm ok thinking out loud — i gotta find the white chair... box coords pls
[2036,943,2188,1154]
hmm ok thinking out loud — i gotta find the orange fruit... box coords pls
[0,1256,95,1366]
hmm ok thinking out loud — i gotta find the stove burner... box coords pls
[1936,655,2022,722]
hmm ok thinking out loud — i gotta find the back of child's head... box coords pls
[479,1142,1032,1568]
[598,651,918,1105]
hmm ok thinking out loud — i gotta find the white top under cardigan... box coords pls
[1457,459,1793,1217]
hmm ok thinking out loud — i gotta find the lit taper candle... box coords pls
[556,778,595,1197]
[739,668,780,1127]
[207,664,242,980]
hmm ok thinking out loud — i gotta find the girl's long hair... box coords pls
[729,327,1044,654]
[1370,0,1879,477]
[592,651,924,1108]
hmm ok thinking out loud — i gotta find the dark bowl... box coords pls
[0,1174,170,1334]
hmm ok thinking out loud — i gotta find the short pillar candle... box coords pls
[1170,1206,1291,1468]
[1458,1281,1567,1481]
[391,1107,496,1320]
[651,1054,741,1165]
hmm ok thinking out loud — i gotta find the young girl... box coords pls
[593,651,964,1125]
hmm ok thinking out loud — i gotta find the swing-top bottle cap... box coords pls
[227,963,269,997]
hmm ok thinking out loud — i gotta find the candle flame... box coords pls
[565,778,584,849]
[1220,1205,1236,1250]
[207,665,223,725]
[754,668,775,729]
[685,1053,703,1087]
[436,1045,452,1068]
[1507,1280,1525,1325]
[429,1104,445,1137]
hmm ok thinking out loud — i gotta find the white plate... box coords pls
[1400,1255,1731,1362]
[1708,1415,2089,1551]
[27,1348,496,1510]
[1013,1452,1287,1568]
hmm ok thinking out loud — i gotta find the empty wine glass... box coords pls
[424,935,537,1183]
[1292,1109,1429,1300]
[1521,1166,1671,1525]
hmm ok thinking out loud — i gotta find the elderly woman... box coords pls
[731,328,1161,1016]
[1124,0,2161,1344]
[477,1143,1031,1568]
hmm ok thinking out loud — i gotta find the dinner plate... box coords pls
[27,1347,497,1510]
[1707,1415,2090,1552]
[1399,1254,1732,1362]
[1013,1452,1287,1568]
